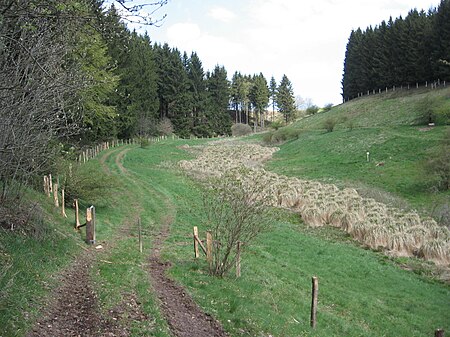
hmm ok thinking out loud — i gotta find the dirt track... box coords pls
[27,145,228,337]
[148,215,228,337]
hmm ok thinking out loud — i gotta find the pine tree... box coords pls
[432,0,450,80]
[250,73,269,130]
[269,76,277,122]
[205,65,231,136]
[276,75,296,123]
[187,52,207,131]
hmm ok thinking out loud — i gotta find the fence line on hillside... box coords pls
[343,79,447,103]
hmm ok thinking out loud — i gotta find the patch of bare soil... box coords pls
[148,216,228,337]
[27,251,149,337]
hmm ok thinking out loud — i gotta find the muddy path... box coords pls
[27,144,228,337]
[148,213,228,337]
[117,148,228,337]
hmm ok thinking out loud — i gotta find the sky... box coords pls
[127,0,441,107]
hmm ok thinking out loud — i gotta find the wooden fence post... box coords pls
[86,206,95,244]
[44,175,50,197]
[236,241,242,278]
[61,189,67,217]
[435,329,445,337]
[53,183,59,207]
[48,174,52,193]
[206,231,213,270]
[138,217,143,253]
[310,276,319,329]
[74,199,80,229]
[193,226,199,258]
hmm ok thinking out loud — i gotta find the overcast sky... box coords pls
[130,0,440,107]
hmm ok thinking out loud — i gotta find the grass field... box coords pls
[264,87,450,215]
[1,87,449,336]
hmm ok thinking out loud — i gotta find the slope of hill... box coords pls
[1,88,449,337]
[264,87,450,217]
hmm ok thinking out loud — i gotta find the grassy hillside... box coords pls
[296,87,450,130]
[1,139,449,336]
[1,88,449,336]
[264,87,450,216]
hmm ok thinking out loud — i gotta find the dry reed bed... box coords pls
[179,141,450,266]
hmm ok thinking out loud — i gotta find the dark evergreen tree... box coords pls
[205,65,232,136]
[342,1,450,101]
[276,75,296,123]
[432,0,450,80]
[250,73,269,129]
[269,76,277,122]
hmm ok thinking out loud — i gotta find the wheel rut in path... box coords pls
[147,206,228,337]
[27,147,149,337]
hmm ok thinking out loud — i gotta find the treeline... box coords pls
[0,0,297,198]
[342,0,450,101]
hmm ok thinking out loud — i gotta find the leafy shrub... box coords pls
[64,161,121,207]
[416,96,437,125]
[306,105,319,115]
[322,103,334,112]
[157,117,174,136]
[262,128,301,144]
[201,168,272,277]
[0,198,47,238]
[231,123,252,137]
[269,120,284,130]
[323,118,336,132]
[139,137,150,148]
[434,105,450,125]
[262,131,274,143]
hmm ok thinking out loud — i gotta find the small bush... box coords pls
[263,128,301,144]
[0,199,47,238]
[231,123,252,137]
[157,117,174,136]
[416,96,437,125]
[201,168,273,277]
[322,103,334,112]
[262,132,274,143]
[139,137,150,148]
[285,128,302,140]
[269,120,284,130]
[306,105,319,115]
[323,118,336,132]
[64,161,121,207]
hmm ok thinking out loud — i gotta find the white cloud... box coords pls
[144,0,442,106]
[166,22,202,44]
[208,7,237,23]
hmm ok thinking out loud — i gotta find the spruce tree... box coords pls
[206,65,232,136]
[250,73,269,129]
[269,76,277,122]
[276,75,296,123]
